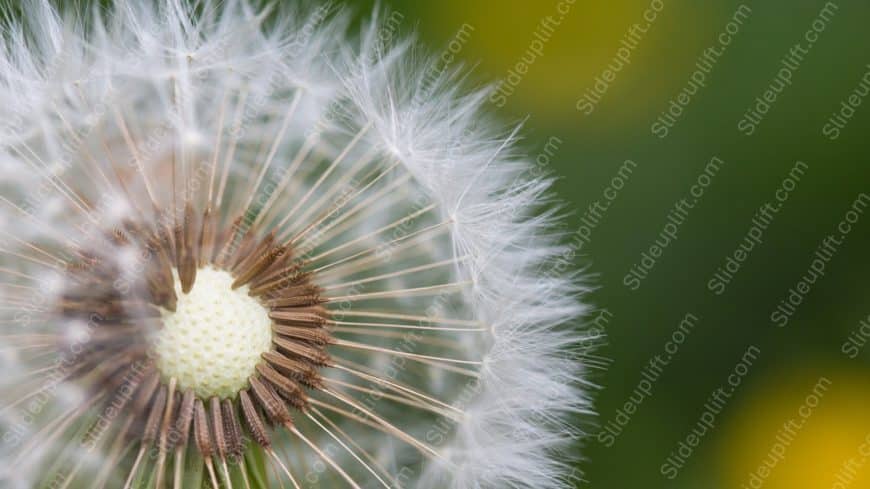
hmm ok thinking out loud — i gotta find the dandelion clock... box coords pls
[0,1,595,487]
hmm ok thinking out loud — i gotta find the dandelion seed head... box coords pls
[0,1,595,487]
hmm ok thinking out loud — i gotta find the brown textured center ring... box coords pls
[61,213,332,460]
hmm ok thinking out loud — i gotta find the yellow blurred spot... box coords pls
[722,368,870,489]
[418,0,714,120]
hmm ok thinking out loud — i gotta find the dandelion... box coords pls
[0,1,594,488]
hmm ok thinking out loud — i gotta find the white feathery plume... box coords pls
[0,1,597,488]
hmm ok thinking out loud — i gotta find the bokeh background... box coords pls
[346,0,870,487]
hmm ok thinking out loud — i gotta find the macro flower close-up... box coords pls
[0,1,592,488]
[7,1,865,488]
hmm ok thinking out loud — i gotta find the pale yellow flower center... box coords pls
[153,266,273,399]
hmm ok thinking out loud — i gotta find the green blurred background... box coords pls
[348,0,870,487]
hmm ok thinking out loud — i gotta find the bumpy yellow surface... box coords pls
[153,266,273,399]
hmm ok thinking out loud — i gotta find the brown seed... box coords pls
[239,389,271,448]
[272,336,331,366]
[268,306,329,327]
[262,351,323,388]
[249,265,308,296]
[249,376,292,425]
[194,399,213,457]
[172,390,196,450]
[231,231,275,275]
[259,244,296,280]
[272,325,334,345]
[210,397,228,459]
[266,290,323,309]
[256,363,308,410]
[232,243,288,290]
[222,399,244,459]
